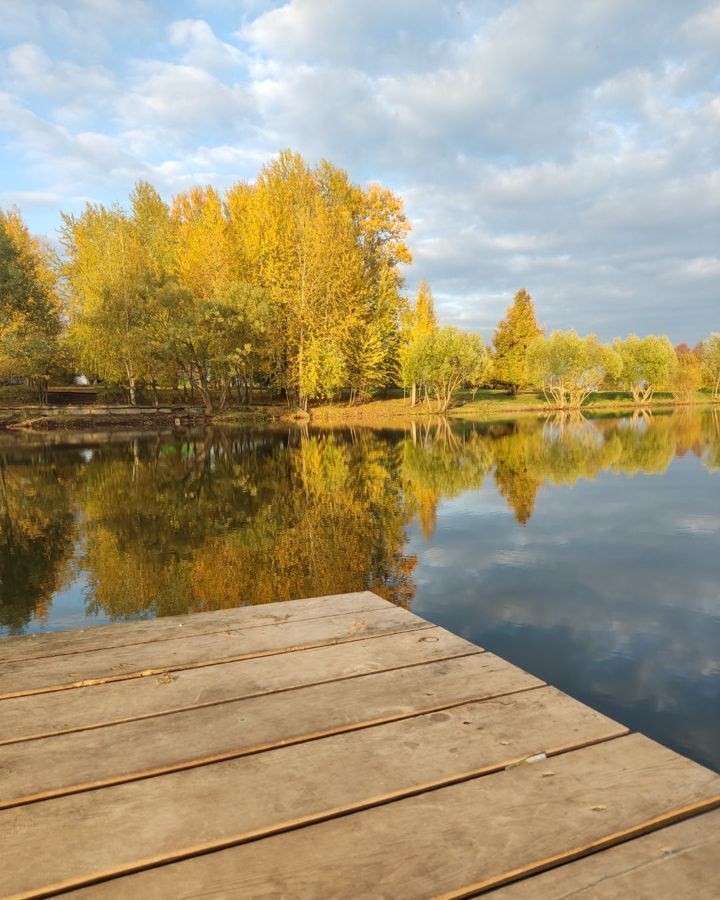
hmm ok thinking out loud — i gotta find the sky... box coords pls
[0,0,718,343]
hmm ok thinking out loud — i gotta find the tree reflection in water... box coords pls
[0,408,718,632]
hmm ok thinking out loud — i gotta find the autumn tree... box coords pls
[528,331,622,409]
[347,181,412,403]
[613,335,677,405]
[61,203,154,404]
[0,209,64,402]
[401,280,438,406]
[492,288,543,394]
[233,153,410,409]
[671,346,703,402]
[701,333,720,399]
[172,186,235,300]
[467,345,494,399]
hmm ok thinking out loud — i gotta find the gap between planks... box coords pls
[1,682,548,811]
[435,795,720,899]
[0,645,485,747]
[5,729,630,900]
[45,741,718,900]
[0,621,438,701]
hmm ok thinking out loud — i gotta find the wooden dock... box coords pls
[1,591,718,898]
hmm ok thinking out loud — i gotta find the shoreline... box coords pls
[0,392,716,433]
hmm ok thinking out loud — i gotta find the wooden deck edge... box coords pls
[0,596,397,665]
[0,622,440,701]
[6,727,629,900]
[434,794,720,899]
[0,648,485,747]
[0,682,548,812]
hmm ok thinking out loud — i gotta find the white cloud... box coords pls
[241,0,477,72]
[0,0,155,54]
[4,43,117,123]
[0,0,718,340]
[168,19,248,70]
[0,190,61,207]
[118,61,253,151]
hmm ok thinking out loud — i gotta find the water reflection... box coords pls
[1,410,718,632]
[0,409,718,768]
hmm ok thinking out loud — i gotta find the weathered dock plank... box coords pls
[0,626,480,744]
[0,604,433,698]
[59,736,720,900]
[490,807,720,899]
[0,591,389,663]
[1,591,717,900]
[1,687,624,898]
[1,652,541,808]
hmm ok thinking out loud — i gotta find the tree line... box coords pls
[1,151,718,411]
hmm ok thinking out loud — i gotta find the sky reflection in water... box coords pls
[0,409,718,770]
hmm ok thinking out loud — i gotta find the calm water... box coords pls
[1,410,718,770]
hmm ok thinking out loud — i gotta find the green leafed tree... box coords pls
[528,330,622,409]
[406,326,485,412]
[492,288,543,395]
[613,334,677,405]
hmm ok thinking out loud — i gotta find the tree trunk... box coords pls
[193,365,214,414]
[125,363,137,406]
[198,384,214,415]
[411,382,417,407]
[218,379,229,412]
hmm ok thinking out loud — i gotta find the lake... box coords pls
[1,409,718,771]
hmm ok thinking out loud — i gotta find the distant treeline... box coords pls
[1,150,719,410]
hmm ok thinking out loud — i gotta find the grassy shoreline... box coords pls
[308,389,716,424]
[0,388,716,432]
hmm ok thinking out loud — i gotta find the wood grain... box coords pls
[0,627,480,744]
[0,591,392,661]
[0,652,541,808]
[57,735,720,900]
[490,807,720,899]
[0,605,433,699]
[0,687,626,898]
[0,592,391,662]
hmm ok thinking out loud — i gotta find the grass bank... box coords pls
[1,387,715,432]
[309,388,716,424]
